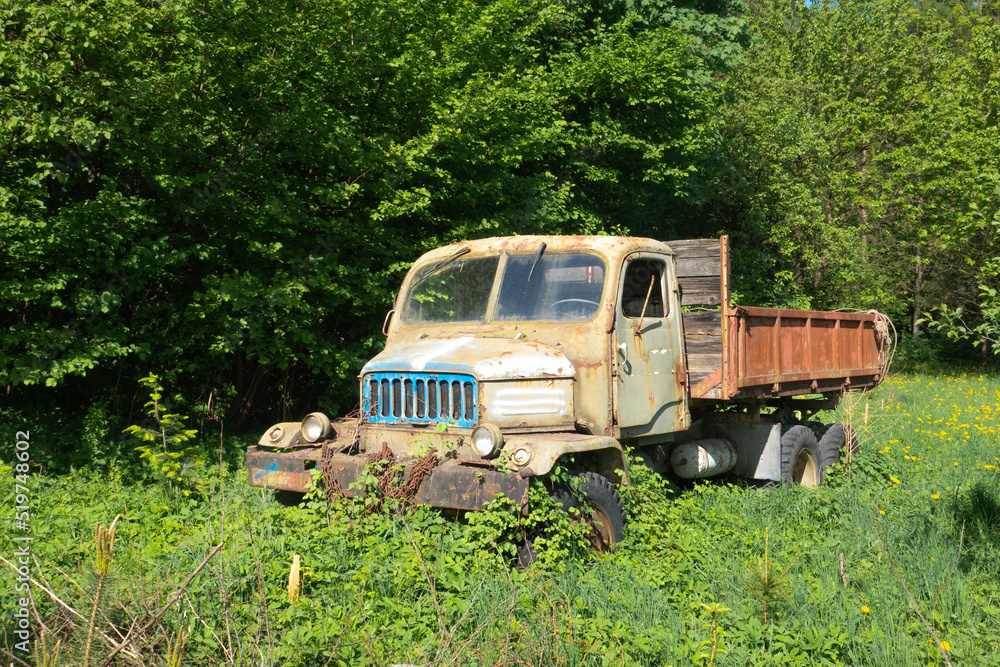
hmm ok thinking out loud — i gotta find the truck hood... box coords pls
[361,336,576,380]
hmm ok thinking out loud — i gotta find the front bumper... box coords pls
[246,446,529,513]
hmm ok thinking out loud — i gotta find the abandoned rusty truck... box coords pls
[247,236,891,556]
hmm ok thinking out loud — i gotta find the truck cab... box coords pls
[369,235,688,458]
[247,236,694,523]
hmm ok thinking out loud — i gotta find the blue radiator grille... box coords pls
[362,372,477,428]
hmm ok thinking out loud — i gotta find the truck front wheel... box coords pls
[554,472,627,553]
[518,472,626,567]
[781,425,822,487]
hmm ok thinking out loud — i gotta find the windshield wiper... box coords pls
[428,247,470,274]
[526,242,546,282]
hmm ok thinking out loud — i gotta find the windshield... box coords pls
[400,252,606,324]
[494,254,605,322]
[401,256,499,324]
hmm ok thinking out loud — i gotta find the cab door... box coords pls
[613,252,687,436]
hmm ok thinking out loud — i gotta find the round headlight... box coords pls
[471,423,503,459]
[511,447,532,467]
[301,412,332,443]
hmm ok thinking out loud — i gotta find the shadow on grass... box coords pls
[953,480,1000,574]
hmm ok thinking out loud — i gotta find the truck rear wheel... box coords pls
[517,472,626,567]
[818,423,858,470]
[781,425,822,487]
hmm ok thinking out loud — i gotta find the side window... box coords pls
[622,259,667,318]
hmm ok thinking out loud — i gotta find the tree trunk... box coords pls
[231,352,274,429]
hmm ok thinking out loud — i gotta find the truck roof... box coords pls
[415,236,676,264]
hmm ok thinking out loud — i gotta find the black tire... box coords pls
[781,425,822,487]
[553,472,627,553]
[517,538,539,568]
[818,423,858,470]
[517,472,626,567]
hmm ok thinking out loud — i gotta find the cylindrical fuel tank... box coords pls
[670,438,737,479]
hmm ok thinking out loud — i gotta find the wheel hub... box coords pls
[583,504,615,551]
[794,448,819,488]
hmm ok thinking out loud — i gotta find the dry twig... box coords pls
[102,541,224,665]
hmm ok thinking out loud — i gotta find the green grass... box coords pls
[2,369,999,665]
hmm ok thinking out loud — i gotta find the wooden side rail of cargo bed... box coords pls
[672,236,889,401]
[725,306,886,399]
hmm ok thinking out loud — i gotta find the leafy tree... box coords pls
[1,0,741,460]
[711,0,1000,342]
[924,174,1000,356]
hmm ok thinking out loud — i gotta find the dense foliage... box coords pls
[2,371,998,665]
[1,0,745,449]
[2,0,999,463]
[712,0,1000,337]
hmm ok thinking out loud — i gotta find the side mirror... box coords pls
[382,309,395,336]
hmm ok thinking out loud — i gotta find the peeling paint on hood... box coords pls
[362,337,576,380]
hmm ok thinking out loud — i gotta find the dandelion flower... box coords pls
[941,640,951,651]
[861,605,870,613]
[931,494,940,500]
[889,476,901,484]
[879,510,886,515]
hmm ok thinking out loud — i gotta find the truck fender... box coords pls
[256,417,361,450]
[501,434,628,485]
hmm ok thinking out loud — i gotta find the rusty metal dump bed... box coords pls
[677,237,888,401]
[725,306,885,399]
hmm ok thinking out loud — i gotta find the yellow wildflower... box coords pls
[861,605,870,614]
[889,476,901,484]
